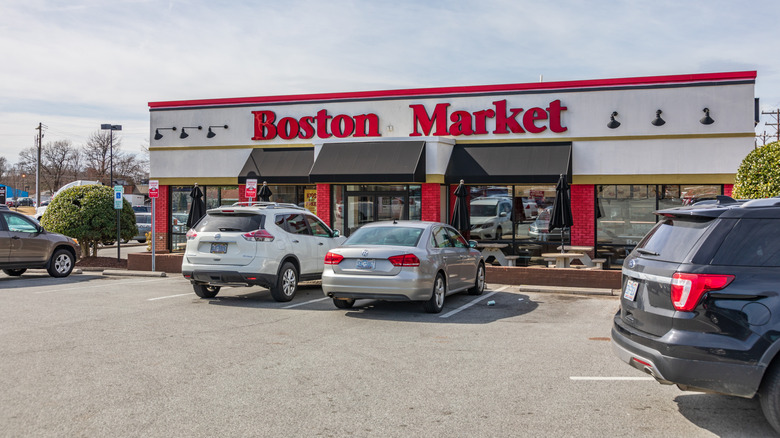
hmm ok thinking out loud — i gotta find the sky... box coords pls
[1,0,779,165]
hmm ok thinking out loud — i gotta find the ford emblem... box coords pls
[362,249,369,257]
[628,259,637,269]
[215,233,221,240]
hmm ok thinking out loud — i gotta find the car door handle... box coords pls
[11,236,20,240]
[318,242,324,246]
[292,239,299,243]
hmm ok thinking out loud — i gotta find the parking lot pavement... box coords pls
[0,273,775,437]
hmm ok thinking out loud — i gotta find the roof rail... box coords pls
[230,201,305,210]
[741,197,780,208]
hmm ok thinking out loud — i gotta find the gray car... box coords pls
[0,210,81,277]
[322,221,485,313]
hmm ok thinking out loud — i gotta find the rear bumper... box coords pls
[182,269,276,289]
[322,269,433,302]
[611,316,765,398]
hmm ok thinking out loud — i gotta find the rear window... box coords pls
[711,218,780,267]
[345,226,423,247]
[635,216,713,262]
[194,213,265,232]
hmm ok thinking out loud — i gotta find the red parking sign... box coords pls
[149,180,159,199]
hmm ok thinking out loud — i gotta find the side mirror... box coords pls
[500,211,508,217]
[332,230,340,238]
[469,240,478,249]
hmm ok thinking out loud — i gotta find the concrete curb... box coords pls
[514,284,619,296]
[102,270,167,278]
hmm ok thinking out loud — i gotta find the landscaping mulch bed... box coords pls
[75,257,128,270]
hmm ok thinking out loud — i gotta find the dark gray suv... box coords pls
[612,196,780,432]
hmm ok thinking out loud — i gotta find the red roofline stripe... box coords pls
[148,71,756,109]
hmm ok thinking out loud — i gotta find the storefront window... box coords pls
[205,186,239,209]
[333,185,422,236]
[170,186,192,252]
[264,185,315,208]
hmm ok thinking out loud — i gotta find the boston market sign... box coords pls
[252,99,567,140]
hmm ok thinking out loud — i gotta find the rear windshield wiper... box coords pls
[218,227,242,231]
[636,248,660,256]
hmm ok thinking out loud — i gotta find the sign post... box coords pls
[149,180,159,272]
[114,185,123,261]
[245,179,257,202]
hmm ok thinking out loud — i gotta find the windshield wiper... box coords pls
[219,227,241,231]
[636,248,659,256]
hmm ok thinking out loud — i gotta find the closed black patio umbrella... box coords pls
[186,184,206,228]
[548,174,573,252]
[450,179,470,239]
[258,181,273,202]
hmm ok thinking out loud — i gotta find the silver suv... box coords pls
[181,203,345,301]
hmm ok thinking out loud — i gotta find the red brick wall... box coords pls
[317,184,331,226]
[153,185,170,252]
[724,184,733,197]
[238,184,249,203]
[571,184,595,247]
[421,183,441,222]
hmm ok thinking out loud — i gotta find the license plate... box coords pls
[623,279,639,301]
[210,242,228,254]
[356,259,375,270]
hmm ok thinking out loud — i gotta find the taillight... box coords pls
[388,253,421,267]
[324,252,344,265]
[670,273,735,311]
[186,229,197,240]
[242,229,274,242]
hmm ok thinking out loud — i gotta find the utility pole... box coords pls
[761,109,780,143]
[35,123,44,207]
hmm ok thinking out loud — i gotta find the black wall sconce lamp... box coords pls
[651,110,665,126]
[700,108,715,125]
[607,111,620,129]
[180,126,202,139]
[206,124,229,138]
[153,127,177,140]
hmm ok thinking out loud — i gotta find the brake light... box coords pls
[388,253,421,267]
[670,273,735,311]
[324,252,344,265]
[242,229,274,242]
[186,229,198,240]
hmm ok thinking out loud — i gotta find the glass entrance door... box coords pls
[345,192,408,235]
[347,195,373,236]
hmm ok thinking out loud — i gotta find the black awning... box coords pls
[238,148,314,184]
[445,143,572,184]
[309,141,426,183]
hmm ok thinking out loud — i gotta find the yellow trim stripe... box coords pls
[573,174,736,185]
[456,132,754,144]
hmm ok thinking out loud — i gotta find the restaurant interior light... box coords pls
[700,108,715,125]
[153,127,177,140]
[607,111,620,129]
[651,110,665,126]
[206,124,229,138]
[180,126,202,139]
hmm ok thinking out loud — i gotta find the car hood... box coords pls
[470,216,495,225]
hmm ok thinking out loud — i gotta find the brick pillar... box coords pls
[421,183,441,222]
[153,185,170,252]
[724,184,733,197]
[316,184,331,227]
[570,184,595,248]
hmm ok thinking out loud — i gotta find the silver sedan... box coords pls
[321,221,485,313]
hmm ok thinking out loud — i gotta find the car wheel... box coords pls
[193,284,220,298]
[496,226,503,239]
[423,273,446,313]
[137,239,146,244]
[468,263,486,295]
[47,249,74,278]
[271,262,298,302]
[2,268,27,276]
[333,298,355,309]
[760,362,780,433]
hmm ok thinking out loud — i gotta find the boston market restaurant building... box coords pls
[148,71,756,268]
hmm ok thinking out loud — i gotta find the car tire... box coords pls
[193,284,221,298]
[47,249,74,278]
[137,239,146,244]
[333,298,355,309]
[2,268,27,276]
[761,362,780,433]
[423,273,446,313]
[468,263,486,295]
[496,226,503,239]
[271,262,298,302]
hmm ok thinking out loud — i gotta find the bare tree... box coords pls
[83,130,123,185]
[0,156,7,183]
[17,140,79,194]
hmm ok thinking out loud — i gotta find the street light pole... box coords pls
[101,124,122,261]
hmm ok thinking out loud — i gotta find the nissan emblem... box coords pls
[362,250,369,257]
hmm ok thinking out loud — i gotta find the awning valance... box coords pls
[445,143,572,184]
[238,148,314,184]
[309,141,426,183]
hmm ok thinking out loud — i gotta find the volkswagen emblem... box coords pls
[214,233,221,240]
[362,249,369,257]
[628,259,636,269]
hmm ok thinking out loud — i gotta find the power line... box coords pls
[761,109,780,143]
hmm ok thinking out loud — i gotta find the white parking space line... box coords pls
[282,297,330,309]
[147,293,194,301]
[34,278,169,294]
[439,286,509,318]
[569,376,655,381]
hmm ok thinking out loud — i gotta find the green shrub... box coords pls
[733,141,780,199]
[41,185,138,257]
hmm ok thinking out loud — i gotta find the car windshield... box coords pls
[635,216,713,263]
[195,213,265,232]
[345,226,423,247]
[470,204,497,217]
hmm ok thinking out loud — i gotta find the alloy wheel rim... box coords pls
[55,255,71,273]
[283,269,296,296]
[435,277,445,307]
